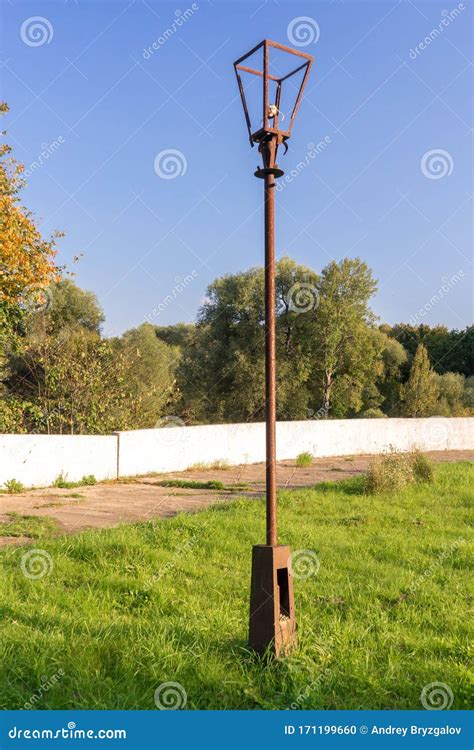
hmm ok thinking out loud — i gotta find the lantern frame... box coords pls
[233,39,314,147]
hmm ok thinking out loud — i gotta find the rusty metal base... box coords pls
[248,545,297,658]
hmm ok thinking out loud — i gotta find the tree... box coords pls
[0,103,60,310]
[308,258,378,416]
[116,323,178,427]
[178,257,318,423]
[400,344,439,417]
[388,324,473,377]
[4,327,134,434]
[434,372,466,416]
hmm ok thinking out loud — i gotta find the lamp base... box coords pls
[248,544,297,658]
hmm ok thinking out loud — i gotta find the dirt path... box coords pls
[1,451,472,546]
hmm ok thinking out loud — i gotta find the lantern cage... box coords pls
[233,39,314,149]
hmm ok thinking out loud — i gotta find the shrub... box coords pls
[362,408,387,419]
[412,451,435,483]
[80,475,97,486]
[366,450,435,494]
[4,479,25,494]
[366,452,414,494]
[296,452,313,467]
[53,473,97,489]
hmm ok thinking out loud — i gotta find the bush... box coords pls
[296,452,313,467]
[4,479,25,494]
[366,450,435,494]
[412,451,435,483]
[80,475,97,486]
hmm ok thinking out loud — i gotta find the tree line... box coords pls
[1,102,472,434]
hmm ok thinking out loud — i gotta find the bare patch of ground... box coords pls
[0,451,472,545]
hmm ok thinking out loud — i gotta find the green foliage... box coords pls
[390,323,474,377]
[155,479,225,490]
[400,344,439,417]
[0,512,57,538]
[296,452,313,467]
[361,408,387,418]
[3,478,24,493]
[115,323,178,428]
[53,473,97,489]
[366,450,435,494]
[411,451,435,483]
[188,460,230,471]
[0,462,470,709]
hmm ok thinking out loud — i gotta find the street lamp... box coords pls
[234,40,313,657]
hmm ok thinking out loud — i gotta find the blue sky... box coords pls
[1,0,472,336]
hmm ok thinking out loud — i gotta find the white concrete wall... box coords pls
[0,434,118,488]
[0,418,472,488]
[116,417,474,477]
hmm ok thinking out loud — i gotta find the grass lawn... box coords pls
[0,461,472,710]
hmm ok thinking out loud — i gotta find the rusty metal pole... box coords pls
[248,136,297,657]
[264,169,277,547]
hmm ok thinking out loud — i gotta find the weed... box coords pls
[296,452,313,467]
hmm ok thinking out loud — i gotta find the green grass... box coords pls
[0,462,472,710]
[296,452,313,467]
[155,479,225,490]
[187,460,230,471]
[0,513,58,539]
[53,474,97,489]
